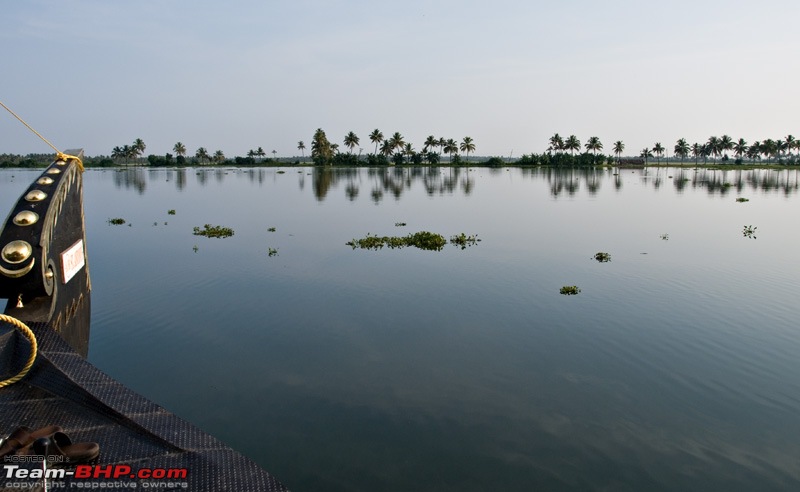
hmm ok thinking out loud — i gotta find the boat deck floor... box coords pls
[1,321,287,490]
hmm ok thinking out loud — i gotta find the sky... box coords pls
[1,0,799,158]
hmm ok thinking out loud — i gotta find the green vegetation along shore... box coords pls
[2,131,798,168]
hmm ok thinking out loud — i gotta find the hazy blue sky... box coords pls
[2,0,798,158]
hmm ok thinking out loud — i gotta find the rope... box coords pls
[0,100,84,172]
[0,314,38,388]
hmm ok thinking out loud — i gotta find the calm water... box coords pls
[2,166,800,491]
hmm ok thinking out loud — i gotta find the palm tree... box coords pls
[133,138,146,159]
[564,135,580,156]
[173,142,186,157]
[213,150,225,163]
[721,135,733,160]
[444,139,458,161]
[379,140,393,157]
[424,135,438,154]
[674,138,689,164]
[747,142,761,163]
[369,129,384,155]
[652,142,664,164]
[272,150,277,161]
[297,141,306,159]
[761,139,777,163]
[640,148,653,165]
[344,131,359,154]
[195,147,209,163]
[549,133,564,153]
[613,141,624,164]
[256,147,266,160]
[389,132,405,155]
[585,136,602,155]
[733,138,748,160]
[311,128,333,165]
[460,136,475,161]
[691,143,701,165]
[707,136,722,163]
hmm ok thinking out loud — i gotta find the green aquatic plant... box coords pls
[736,197,749,202]
[193,224,235,238]
[192,245,199,253]
[743,225,757,239]
[594,252,611,262]
[560,285,581,295]
[268,227,276,232]
[108,218,126,225]
[660,234,669,241]
[395,222,407,227]
[268,248,278,257]
[347,231,447,251]
[168,209,176,215]
[450,233,480,249]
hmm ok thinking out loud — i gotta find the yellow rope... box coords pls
[0,100,84,172]
[0,314,38,388]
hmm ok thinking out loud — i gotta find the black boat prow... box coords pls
[1,155,287,490]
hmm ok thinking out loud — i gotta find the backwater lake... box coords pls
[2,165,800,491]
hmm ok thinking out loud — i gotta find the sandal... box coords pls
[32,431,100,464]
[0,425,63,457]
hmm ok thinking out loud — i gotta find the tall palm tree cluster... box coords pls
[310,128,476,166]
[111,138,146,162]
[645,135,799,165]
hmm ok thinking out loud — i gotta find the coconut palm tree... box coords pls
[444,139,458,161]
[173,142,186,157]
[256,147,266,160]
[389,132,405,155]
[612,141,624,164]
[272,150,277,161]
[369,129,384,155]
[311,128,333,165]
[585,136,602,155]
[460,136,475,161]
[640,148,653,165]
[424,135,438,154]
[379,140,393,157]
[652,143,664,164]
[721,135,734,159]
[674,138,689,164]
[733,138,748,160]
[707,136,722,163]
[549,133,564,153]
[133,138,146,159]
[564,135,580,156]
[691,143,701,165]
[213,150,225,163]
[761,139,777,163]
[747,142,761,163]
[195,147,209,163]
[344,131,359,154]
[297,141,306,159]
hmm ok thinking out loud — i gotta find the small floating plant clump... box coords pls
[193,224,235,238]
[593,252,611,262]
[736,197,749,203]
[560,285,581,295]
[167,209,176,215]
[395,222,407,227]
[743,225,757,239]
[660,234,669,241]
[450,233,481,249]
[108,218,126,225]
[268,248,278,257]
[268,227,276,232]
[347,231,448,251]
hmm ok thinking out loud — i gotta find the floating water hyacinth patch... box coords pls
[193,224,234,238]
[108,218,126,225]
[560,286,581,295]
[347,231,447,251]
[743,225,757,239]
[168,209,176,215]
[736,197,749,202]
[268,248,278,257]
[660,234,669,241]
[450,233,480,249]
[594,252,611,262]
[395,222,407,227]
[268,227,276,232]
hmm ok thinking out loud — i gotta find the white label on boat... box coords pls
[60,239,85,284]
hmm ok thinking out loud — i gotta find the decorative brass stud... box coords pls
[46,168,61,175]
[25,190,47,202]
[2,241,32,264]
[12,211,39,226]
[37,177,54,185]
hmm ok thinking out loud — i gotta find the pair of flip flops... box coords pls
[1,425,99,464]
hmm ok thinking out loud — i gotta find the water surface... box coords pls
[2,166,799,491]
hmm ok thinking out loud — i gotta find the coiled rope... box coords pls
[0,100,83,172]
[0,314,38,388]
